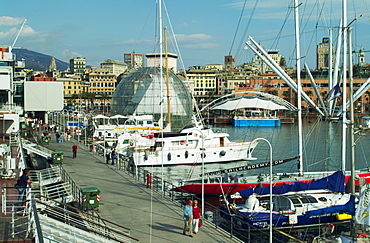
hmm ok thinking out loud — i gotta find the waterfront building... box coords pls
[252,49,286,73]
[146,52,178,72]
[187,66,217,105]
[0,47,15,105]
[69,57,86,76]
[86,68,116,110]
[31,75,55,81]
[124,52,144,69]
[317,37,334,70]
[224,55,235,70]
[100,59,127,77]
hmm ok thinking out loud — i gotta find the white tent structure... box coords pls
[210,97,288,111]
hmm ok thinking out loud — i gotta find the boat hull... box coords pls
[234,118,281,127]
[132,143,255,167]
[220,206,350,230]
[174,172,370,194]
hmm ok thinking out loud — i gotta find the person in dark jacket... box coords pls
[17,169,32,209]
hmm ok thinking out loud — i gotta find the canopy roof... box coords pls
[211,97,288,111]
[110,115,128,119]
[92,115,109,119]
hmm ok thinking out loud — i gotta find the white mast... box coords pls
[341,0,348,171]
[294,0,303,176]
[159,0,164,130]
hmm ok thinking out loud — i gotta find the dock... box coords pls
[29,130,241,242]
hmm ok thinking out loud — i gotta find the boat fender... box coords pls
[325,223,335,235]
[185,150,189,159]
[220,150,226,156]
[230,203,237,211]
[201,152,206,159]
[144,154,148,160]
[167,152,171,161]
[357,234,368,238]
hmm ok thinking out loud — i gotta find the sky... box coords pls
[1,0,370,70]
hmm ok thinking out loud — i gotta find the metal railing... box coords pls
[11,187,32,239]
[35,195,139,243]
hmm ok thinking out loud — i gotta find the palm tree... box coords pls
[82,92,96,111]
[70,94,79,109]
[100,93,109,115]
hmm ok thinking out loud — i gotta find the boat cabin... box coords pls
[273,194,320,214]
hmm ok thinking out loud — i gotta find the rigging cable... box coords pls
[228,0,248,55]
[234,0,259,64]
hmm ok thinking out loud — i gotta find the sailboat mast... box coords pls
[348,27,355,195]
[159,0,164,130]
[294,0,303,176]
[341,0,348,172]
[164,26,171,125]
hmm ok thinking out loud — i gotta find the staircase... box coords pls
[21,139,54,160]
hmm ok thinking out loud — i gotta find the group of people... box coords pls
[105,148,117,165]
[183,199,201,237]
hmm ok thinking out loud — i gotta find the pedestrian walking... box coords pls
[111,149,117,165]
[105,149,111,164]
[72,143,78,158]
[192,200,201,234]
[183,199,194,237]
[56,133,60,143]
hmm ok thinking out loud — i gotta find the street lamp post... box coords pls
[247,138,273,243]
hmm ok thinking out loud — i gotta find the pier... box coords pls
[0,126,242,242]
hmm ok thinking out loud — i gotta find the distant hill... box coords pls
[12,48,69,71]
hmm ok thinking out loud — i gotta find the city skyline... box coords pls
[1,0,370,70]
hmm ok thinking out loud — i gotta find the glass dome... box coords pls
[111,67,193,131]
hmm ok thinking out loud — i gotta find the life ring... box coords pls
[129,142,134,146]
[180,140,186,145]
[357,234,368,238]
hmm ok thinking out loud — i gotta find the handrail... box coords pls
[30,198,44,243]
[36,196,139,242]
[37,194,132,231]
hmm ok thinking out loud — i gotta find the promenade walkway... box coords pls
[44,134,240,243]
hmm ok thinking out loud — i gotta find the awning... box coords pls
[211,97,288,111]
[110,115,128,119]
[92,115,109,119]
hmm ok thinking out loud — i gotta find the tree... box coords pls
[82,92,96,111]
[282,91,290,101]
[100,93,109,114]
[67,94,78,106]
[305,90,313,97]
[268,89,278,96]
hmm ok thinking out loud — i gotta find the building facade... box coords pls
[69,57,86,76]
[146,52,178,72]
[100,60,127,77]
[124,53,144,69]
[316,37,334,70]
